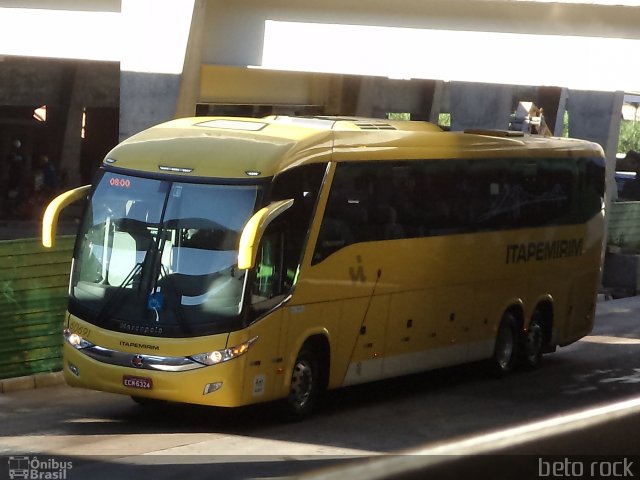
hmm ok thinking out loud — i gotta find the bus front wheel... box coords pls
[491,312,519,376]
[283,346,322,421]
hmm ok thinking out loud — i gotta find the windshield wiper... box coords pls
[156,265,192,334]
[95,262,143,325]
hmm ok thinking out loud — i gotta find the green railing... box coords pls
[0,236,74,380]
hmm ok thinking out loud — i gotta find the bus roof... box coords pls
[103,116,603,180]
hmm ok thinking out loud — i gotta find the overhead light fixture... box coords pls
[159,165,193,173]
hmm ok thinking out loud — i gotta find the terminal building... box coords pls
[0,0,639,204]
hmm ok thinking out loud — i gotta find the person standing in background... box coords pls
[4,139,26,218]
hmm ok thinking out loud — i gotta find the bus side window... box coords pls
[251,228,287,315]
[253,231,282,296]
[313,164,364,263]
[251,163,326,315]
[269,163,326,281]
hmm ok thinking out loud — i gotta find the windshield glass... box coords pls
[70,171,260,337]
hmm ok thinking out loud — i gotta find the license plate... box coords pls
[123,375,153,389]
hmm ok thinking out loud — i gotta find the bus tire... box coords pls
[282,346,322,421]
[520,311,544,369]
[491,312,519,376]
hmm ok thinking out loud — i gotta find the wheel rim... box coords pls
[290,358,314,410]
[496,322,515,370]
[525,321,543,363]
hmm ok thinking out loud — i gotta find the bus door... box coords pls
[342,294,389,386]
[381,286,473,376]
[383,291,435,377]
[432,285,475,366]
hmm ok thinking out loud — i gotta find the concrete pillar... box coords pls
[567,89,624,205]
[58,64,83,187]
[354,77,377,118]
[119,0,200,141]
[428,81,445,124]
[449,82,514,131]
[174,0,206,120]
[537,86,563,135]
[553,88,569,137]
[322,75,360,116]
[332,75,362,116]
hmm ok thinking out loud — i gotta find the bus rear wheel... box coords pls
[491,312,519,376]
[283,346,322,421]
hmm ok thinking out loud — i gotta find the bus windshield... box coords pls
[70,171,261,337]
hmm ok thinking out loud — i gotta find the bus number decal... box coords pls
[109,177,131,188]
[69,319,91,339]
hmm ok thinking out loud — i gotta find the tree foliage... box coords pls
[619,119,640,155]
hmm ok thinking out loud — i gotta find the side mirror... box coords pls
[42,185,90,248]
[238,199,294,269]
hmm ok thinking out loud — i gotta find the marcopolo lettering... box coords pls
[119,322,163,335]
[506,238,584,264]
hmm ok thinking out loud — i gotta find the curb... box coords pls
[0,371,66,393]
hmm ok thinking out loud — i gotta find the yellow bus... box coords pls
[43,116,605,419]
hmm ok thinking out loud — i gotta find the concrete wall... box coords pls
[0,57,119,187]
[0,57,118,108]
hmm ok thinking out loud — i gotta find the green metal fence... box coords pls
[0,236,74,380]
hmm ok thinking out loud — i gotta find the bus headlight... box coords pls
[191,336,258,366]
[63,329,94,349]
